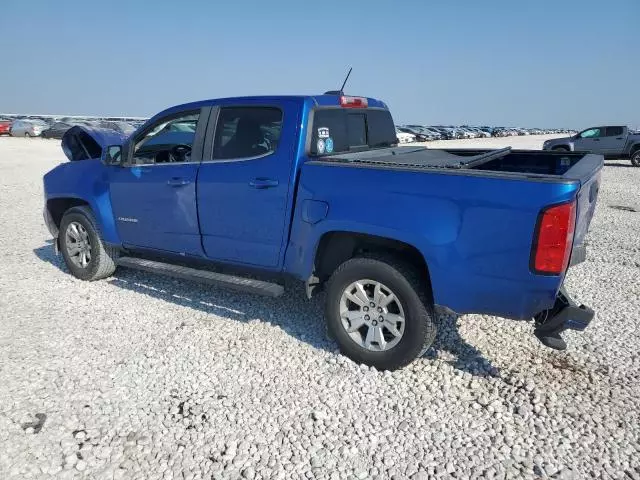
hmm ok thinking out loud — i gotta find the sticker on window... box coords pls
[316,139,326,154]
[325,137,334,153]
[318,127,330,139]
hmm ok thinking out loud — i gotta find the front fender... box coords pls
[43,160,121,245]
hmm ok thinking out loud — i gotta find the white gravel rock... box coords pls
[0,136,639,479]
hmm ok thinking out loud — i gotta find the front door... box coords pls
[197,102,298,268]
[574,127,605,154]
[109,107,209,256]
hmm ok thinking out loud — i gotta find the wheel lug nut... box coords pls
[378,307,383,313]
[379,316,384,321]
[364,315,370,321]
[370,302,375,307]
[363,307,369,312]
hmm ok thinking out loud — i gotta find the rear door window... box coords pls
[212,107,283,160]
[604,127,624,137]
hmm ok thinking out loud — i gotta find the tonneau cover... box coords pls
[317,146,512,170]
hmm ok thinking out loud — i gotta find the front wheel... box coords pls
[325,256,437,370]
[631,150,640,167]
[59,206,119,281]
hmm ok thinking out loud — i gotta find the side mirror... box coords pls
[103,145,123,165]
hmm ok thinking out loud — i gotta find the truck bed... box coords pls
[310,146,602,181]
[293,146,603,320]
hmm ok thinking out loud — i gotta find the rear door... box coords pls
[197,101,298,268]
[574,127,605,153]
[108,107,209,256]
[600,126,627,156]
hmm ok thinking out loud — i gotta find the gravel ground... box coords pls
[0,135,638,480]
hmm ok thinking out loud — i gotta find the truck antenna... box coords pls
[324,67,353,95]
[339,67,353,94]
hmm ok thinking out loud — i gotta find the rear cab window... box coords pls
[310,107,397,156]
[604,126,624,137]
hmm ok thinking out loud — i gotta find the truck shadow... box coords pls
[33,242,496,376]
[425,311,501,378]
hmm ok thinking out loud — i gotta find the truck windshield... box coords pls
[310,108,397,156]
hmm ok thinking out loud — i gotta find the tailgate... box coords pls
[565,153,603,249]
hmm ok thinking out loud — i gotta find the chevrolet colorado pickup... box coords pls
[543,125,640,167]
[43,93,603,370]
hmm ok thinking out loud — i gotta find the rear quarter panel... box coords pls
[286,163,581,319]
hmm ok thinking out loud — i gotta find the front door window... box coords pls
[132,112,200,165]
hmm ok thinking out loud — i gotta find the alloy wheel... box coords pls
[339,279,406,351]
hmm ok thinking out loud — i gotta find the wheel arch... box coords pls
[311,231,434,305]
[47,197,90,231]
[46,195,120,245]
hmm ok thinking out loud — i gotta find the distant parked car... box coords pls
[543,125,640,166]
[430,127,455,140]
[0,120,12,136]
[41,122,74,139]
[111,121,137,135]
[448,127,466,139]
[414,127,441,141]
[459,127,481,138]
[10,120,47,137]
[420,127,444,140]
[395,129,415,144]
[470,127,491,138]
[397,126,431,142]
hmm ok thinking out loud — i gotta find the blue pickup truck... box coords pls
[43,93,603,370]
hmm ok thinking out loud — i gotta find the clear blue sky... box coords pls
[0,0,636,128]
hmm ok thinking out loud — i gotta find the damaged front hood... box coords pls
[61,125,129,162]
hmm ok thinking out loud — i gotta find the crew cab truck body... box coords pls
[543,125,640,167]
[43,94,602,370]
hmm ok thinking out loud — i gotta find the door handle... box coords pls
[616,137,623,140]
[249,178,279,189]
[167,178,191,187]
[593,139,600,141]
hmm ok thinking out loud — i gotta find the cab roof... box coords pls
[151,94,389,123]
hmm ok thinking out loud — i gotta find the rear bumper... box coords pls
[535,287,594,333]
[533,286,594,350]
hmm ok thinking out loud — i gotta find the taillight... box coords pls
[531,200,576,275]
[340,96,368,108]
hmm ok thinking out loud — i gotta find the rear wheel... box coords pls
[553,146,569,152]
[325,256,436,370]
[631,150,640,167]
[25,132,31,138]
[59,206,119,281]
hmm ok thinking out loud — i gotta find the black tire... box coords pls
[325,255,437,370]
[59,206,119,281]
[25,132,31,138]
[553,146,569,152]
[631,150,640,167]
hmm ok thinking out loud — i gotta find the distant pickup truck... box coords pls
[43,93,602,370]
[543,125,640,167]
